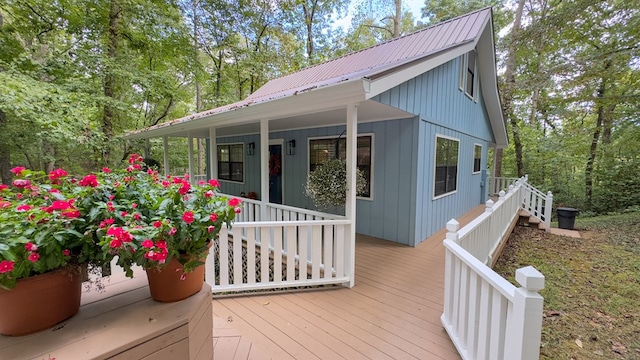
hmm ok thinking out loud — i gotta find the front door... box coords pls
[269,144,283,204]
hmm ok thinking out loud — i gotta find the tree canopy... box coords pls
[1,0,638,213]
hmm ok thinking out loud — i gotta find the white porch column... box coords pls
[260,119,269,220]
[187,135,194,182]
[163,136,170,177]
[209,127,218,180]
[345,103,358,288]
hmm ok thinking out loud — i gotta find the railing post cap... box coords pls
[547,191,553,197]
[486,199,495,207]
[446,219,459,232]
[499,190,506,198]
[515,266,545,291]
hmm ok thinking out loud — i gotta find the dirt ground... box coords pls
[493,212,640,359]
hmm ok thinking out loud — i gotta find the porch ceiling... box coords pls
[160,100,413,139]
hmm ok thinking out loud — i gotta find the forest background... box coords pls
[0,0,638,215]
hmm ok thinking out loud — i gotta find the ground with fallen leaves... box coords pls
[493,211,640,359]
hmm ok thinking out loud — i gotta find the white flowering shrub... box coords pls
[305,159,367,209]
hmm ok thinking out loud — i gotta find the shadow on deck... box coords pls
[212,204,486,359]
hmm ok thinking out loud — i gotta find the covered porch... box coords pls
[210,204,487,360]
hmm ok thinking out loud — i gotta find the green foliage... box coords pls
[305,159,366,209]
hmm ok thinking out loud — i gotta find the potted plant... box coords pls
[0,167,104,336]
[306,158,366,210]
[90,154,240,302]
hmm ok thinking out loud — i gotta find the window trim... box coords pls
[433,134,460,199]
[307,133,374,201]
[473,143,482,174]
[217,142,245,184]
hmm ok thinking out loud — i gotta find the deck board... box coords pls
[212,204,486,359]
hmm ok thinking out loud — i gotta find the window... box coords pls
[434,136,459,197]
[459,50,477,99]
[217,144,244,182]
[309,135,372,198]
[473,144,482,173]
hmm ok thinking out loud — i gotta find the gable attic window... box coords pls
[217,143,244,182]
[434,135,459,198]
[309,135,372,198]
[459,50,477,100]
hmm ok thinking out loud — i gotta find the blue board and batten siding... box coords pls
[208,55,495,246]
[374,56,495,245]
[208,119,418,245]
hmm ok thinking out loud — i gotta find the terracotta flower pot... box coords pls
[145,257,205,303]
[0,267,82,336]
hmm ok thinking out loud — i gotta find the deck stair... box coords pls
[518,209,546,231]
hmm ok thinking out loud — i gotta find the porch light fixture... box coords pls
[286,140,296,155]
[247,142,255,156]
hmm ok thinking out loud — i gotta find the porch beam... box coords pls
[345,103,358,288]
[260,119,269,220]
[163,136,170,177]
[187,135,194,182]
[209,127,218,180]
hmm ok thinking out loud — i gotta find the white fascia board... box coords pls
[365,43,476,99]
[125,79,367,140]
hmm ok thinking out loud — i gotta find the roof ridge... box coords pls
[254,7,491,85]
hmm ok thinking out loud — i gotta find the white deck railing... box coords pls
[208,195,351,294]
[207,220,351,293]
[488,176,519,196]
[442,178,546,360]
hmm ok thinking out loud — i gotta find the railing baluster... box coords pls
[312,225,322,280]
[246,227,256,285]
[323,225,334,280]
[233,226,243,285]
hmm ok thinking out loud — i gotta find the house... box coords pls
[125,7,507,248]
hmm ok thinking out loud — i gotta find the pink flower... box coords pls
[63,249,71,256]
[156,240,167,249]
[102,167,112,173]
[198,181,206,186]
[107,201,115,212]
[207,225,215,233]
[182,211,194,224]
[61,209,80,218]
[128,154,143,164]
[46,200,71,213]
[25,242,38,252]
[132,203,138,209]
[204,190,214,198]
[110,239,123,248]
[144,250,156,259]
[48,168,68,182]
[168,227,177,236]
[28,252,40,263]
[49,188,60,194]
[180,273,187,281]
[234,207,242,214]
[141,239,154,248]
[208,179,220,188]
[0,184,8,191]
[10,166,26,176]
[133,213,141,221]
[79,174,99,187]
[0,201,10,208]
[0,260,15,273]
[121,211,128,217]
[153,221,162,228]
[99,218,115,228]
[228,198,241,207]
[12,179,30,188]
[16,204,32,211]
[178,182,191,195]
[161,181,170,188]
[209,213,218,222]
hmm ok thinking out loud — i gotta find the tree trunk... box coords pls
[192,0,202,113]
[0,109,11,185]
[500,0,525,177]
[303,1,317,63]
[393,0,401,38]
[102,0,120,165]
[494,148,503,178]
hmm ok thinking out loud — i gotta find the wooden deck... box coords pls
[212,204,486,359]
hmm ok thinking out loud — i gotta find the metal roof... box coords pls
[247,8,490,101]
[125,7,507,147]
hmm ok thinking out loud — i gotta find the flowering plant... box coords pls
[0,167,103,290]
[89,154,240,278]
